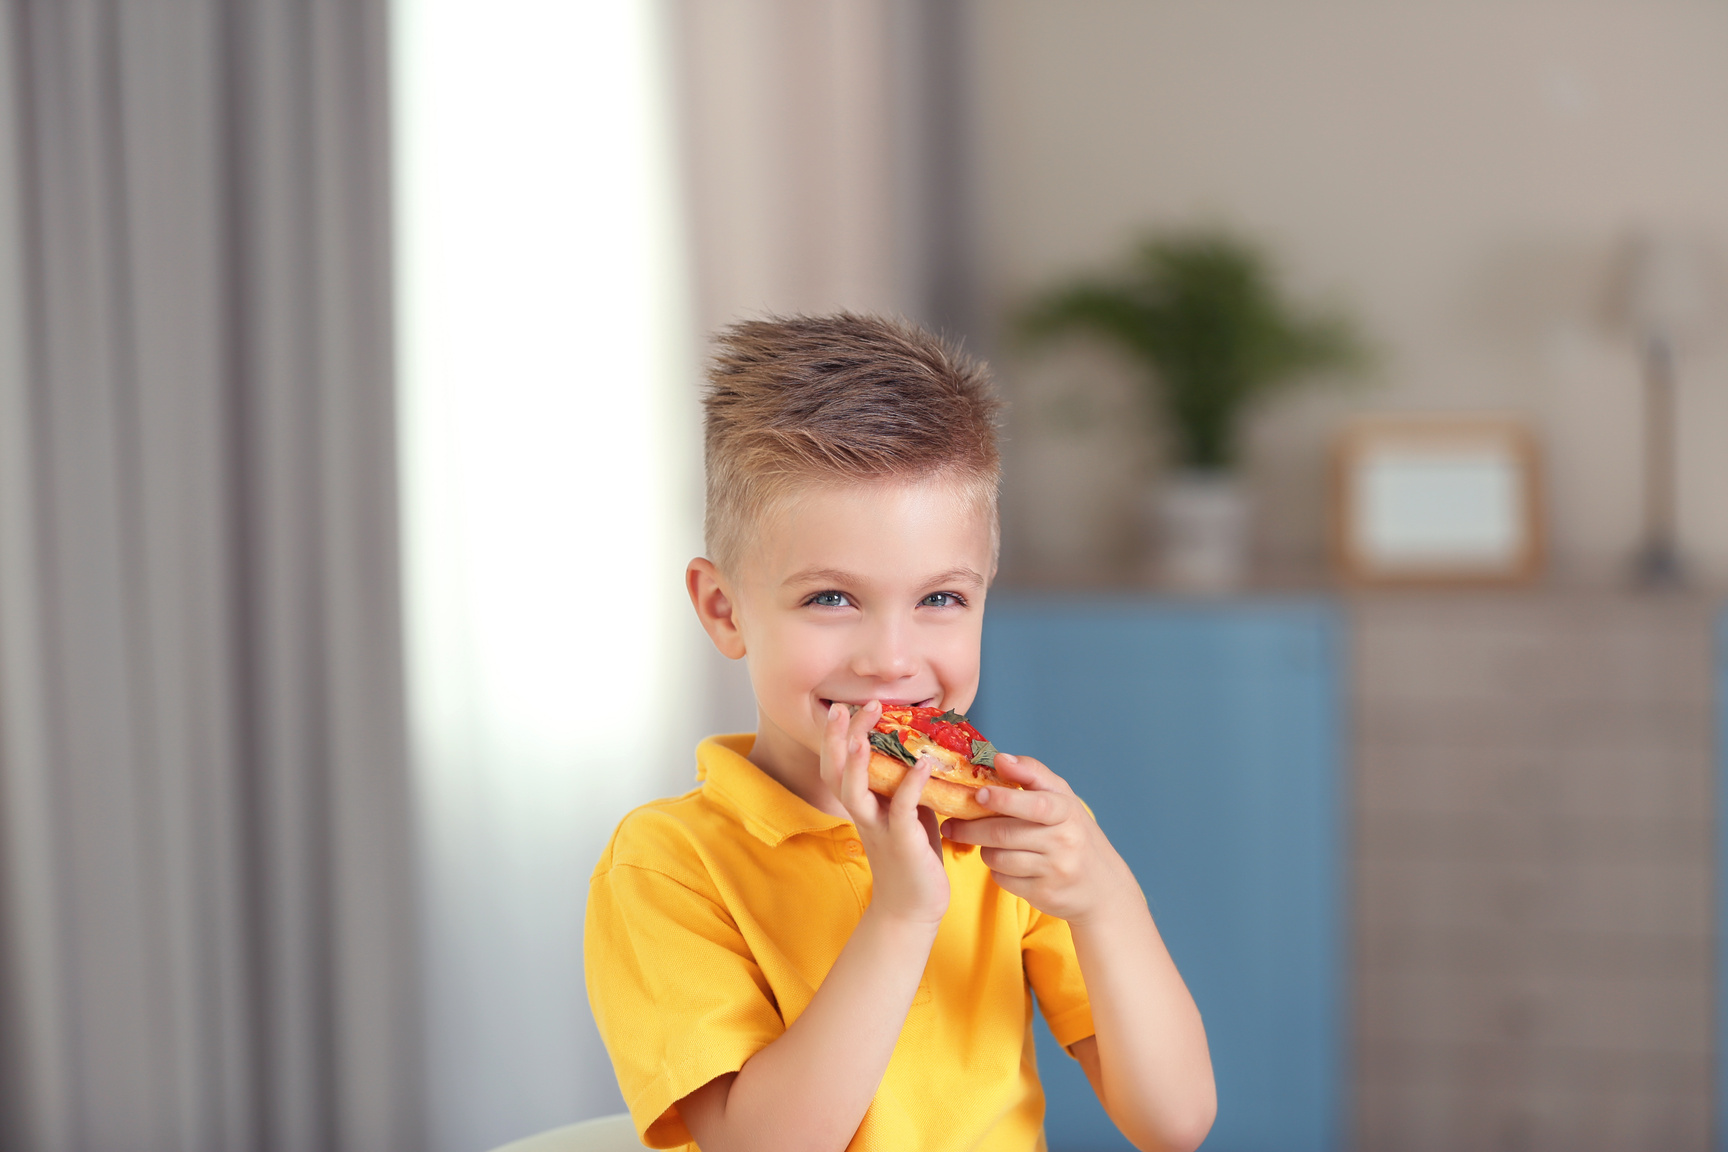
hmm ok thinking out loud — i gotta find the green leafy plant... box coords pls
[1016,230,1366,470]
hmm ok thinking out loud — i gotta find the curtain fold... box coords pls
[670,0,980,342]
[674,0,906,333]
[0,2,420,1150]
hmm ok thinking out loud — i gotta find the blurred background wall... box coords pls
[975,2,1728,589]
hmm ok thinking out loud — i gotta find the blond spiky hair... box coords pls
[702,313,1002,574]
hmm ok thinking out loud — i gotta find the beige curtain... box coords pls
[0,3,420,1150]
[671,0,978,338]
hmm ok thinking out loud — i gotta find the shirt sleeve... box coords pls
[1022,905,1096,1054]
[585,861,785,1147]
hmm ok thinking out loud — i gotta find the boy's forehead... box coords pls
[745,478,994,585]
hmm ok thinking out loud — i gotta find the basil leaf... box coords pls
[934,709,968,726]
[969,739,997,768]
[869,729,918,767]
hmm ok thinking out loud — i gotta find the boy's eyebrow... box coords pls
[782,567,863,588]
[783,565,987,589]
[920,566,988,588]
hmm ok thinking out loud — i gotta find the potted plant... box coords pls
[1016,230,1366,591]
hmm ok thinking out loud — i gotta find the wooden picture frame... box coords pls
[1334,415,1544,586]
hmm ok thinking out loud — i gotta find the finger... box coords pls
[918,803,943,859]
[987,869,1036,903]
[888,752,935,829]
[847,698,882,748]
[940,833,977,857]
[974,779,1070,826]
[980,847,1046,878]
[818,701,850,794]
[838,701,882,821]
[990,753,1075,796]
[939,815,1041,850]
[839,735,878,826]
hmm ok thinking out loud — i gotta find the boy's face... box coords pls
[690,475,994,780]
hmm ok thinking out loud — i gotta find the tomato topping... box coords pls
[874,705,985,757]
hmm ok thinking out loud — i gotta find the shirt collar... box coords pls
[697,734,852,847]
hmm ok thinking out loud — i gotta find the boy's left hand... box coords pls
[939,753,1142,925]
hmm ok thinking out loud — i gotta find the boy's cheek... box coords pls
[760,647,843,740]
[934,655,983,711]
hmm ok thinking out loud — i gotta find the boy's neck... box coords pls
[748,711,849,820]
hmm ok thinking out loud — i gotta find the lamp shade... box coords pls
[1620,233,1724,344]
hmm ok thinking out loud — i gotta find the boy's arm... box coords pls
[679,905,937,1152]
[1064,902,1215,1152]
[942,754,1216,1152]
[680,702,951,1152]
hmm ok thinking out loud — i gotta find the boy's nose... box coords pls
[851,618,916,680]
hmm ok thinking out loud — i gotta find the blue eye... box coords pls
[809,590,851,608]
[921,592,965,608]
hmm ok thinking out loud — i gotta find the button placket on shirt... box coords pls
[832,828,871,912]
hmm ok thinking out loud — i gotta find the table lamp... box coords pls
[1615,233,1722,588]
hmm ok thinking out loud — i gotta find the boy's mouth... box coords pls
[820,696,937,711]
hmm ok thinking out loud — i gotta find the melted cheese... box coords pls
[875,719,994,785]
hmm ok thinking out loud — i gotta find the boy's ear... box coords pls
[686,557,747,660]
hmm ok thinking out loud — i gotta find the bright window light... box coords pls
[393,3,697,1148]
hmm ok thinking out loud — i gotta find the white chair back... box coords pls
[486,1112,640,1152]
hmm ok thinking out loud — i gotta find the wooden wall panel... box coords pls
[1352,594,1715,1152]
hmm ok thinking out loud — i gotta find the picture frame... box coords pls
[1333,415,1544,586]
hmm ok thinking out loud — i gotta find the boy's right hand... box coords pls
[821,701,950,926]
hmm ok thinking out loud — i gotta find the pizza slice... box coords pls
[865,705,1018,820]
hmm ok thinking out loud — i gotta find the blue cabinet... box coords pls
[971,597,1346,1152]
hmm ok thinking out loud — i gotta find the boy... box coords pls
[585,315,1214,1151]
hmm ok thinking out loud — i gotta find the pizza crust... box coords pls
[867,750,1007,821]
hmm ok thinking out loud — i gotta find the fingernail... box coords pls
[829,701,844,719]
[995,752,1017,765]
[976,788,990,803]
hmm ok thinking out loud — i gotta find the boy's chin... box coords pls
[753,712,829,758]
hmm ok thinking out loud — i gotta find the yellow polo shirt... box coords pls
[585,734,1096,1151]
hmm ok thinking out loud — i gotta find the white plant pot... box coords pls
[1153,472,1251,594]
